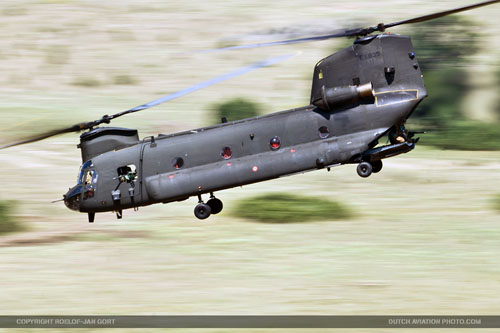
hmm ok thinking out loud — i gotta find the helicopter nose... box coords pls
[64,185,82,211]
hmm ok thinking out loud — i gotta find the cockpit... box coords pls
[77,160,98,185]
[64,160,98,211]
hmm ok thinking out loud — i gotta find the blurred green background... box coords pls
[0,1,500,332]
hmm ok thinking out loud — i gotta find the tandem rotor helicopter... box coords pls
[1,0,499,221]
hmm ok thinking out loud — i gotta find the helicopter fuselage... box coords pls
[64,33,428,220]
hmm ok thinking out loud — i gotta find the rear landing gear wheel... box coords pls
[372,160,383,173]
[194,203,211,220]
[207,198,223,215]
[357,161,373,178]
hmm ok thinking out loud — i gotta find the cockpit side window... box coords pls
[84,170,98,185]
[77,160,93,184]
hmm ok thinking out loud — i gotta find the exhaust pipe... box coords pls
[313,82,374,111]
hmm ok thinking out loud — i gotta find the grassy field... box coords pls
[1,147,500,321]
[1,1,500,332]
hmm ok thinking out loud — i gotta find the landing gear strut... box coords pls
[194,193,223,220]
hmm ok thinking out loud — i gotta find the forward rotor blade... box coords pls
[206,0,500,51]
[0,123,88,149]
[119,52,297,114]
[0,53,296,150]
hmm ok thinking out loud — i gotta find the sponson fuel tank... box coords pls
[78,127,139,162]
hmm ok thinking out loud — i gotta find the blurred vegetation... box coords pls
[409,16,500,150]
[212,98,260,122]
[45,45,71,65]
[113,74,138,85]
[494,194,500,212]
[411,16,478,71]
[71,77,102,87]
[413,68,469,126]
[107,29,136,42]
[497,67,500,121]
[1,5,28,16]
[423,121,500,150]
[0,201,23,235]
[233,193,352,223]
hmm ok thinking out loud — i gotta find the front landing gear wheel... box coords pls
[207,198,223,215]
[372,160,383,173]
[357,162,373,178]
[194,203,212,220]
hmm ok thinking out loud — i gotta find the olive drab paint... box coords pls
[66,34,427,221]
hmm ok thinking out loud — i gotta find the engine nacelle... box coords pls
[312,82,374,111]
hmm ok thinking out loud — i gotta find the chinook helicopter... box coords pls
[2,0,499,221]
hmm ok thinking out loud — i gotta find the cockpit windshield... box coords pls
[77,160,96,185]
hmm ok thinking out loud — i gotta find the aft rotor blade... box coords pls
[383,0,500,29]
[0,53,296,150]
[202,31,353,52]
[206,0,500,51]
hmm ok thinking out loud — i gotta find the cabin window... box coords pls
[318,126,329,139]
[270,136,281,150]
[117,164,137,182]
[221,146,232,159]
[172,157,184,169]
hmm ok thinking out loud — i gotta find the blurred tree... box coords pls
[494,194,500,212]
[497,66,500,120]
[212,98,260,122]
[404,16,500,150]
[410,16,479,125]
[411,16,479,70]
[423,121,500,150]
[414,68,469,126]
[0,201,22,235]
[234,193,352,223]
